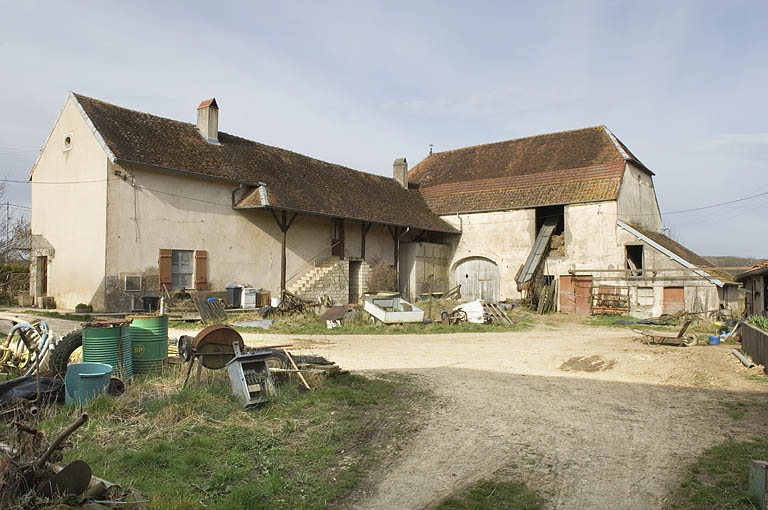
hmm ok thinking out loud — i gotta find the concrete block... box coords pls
[750,460,768,510]
[18,294,34,307]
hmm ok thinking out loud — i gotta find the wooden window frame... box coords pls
[159,249,208,291]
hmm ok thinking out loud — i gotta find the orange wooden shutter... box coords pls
[158,249,172,288]
[194,250,208,290]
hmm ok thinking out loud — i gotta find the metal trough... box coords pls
[364,296,424,324]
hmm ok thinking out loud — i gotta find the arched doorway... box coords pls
[453,257,500,302]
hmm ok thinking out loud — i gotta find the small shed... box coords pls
[736,260,768,317]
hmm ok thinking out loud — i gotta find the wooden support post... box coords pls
[270,209,299,293]
[361,222,372,260]
[281,211,287,292]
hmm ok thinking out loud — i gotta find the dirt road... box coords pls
[226,315,768,510]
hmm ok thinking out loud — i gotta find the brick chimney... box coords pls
[393,158,408,188]
[197,98,219,144]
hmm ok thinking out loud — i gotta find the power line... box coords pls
[10,178,108,184]
[662,190,768,215]
[8,175,768,220]
[0,150,40,155]
[0,203,31,211]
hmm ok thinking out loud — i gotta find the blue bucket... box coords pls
[708,335,721,346]
[65,362,113,404]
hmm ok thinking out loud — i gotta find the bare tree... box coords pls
[0,178,30,265]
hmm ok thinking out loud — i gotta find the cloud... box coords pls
[711,133,768,145]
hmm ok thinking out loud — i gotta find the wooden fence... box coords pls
[741,323,768,368]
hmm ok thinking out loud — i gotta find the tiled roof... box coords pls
[629,224,735,284]
[409,126,649,214]
[72,93,456,233]
[419,163,625,213]
[736,260,768,280]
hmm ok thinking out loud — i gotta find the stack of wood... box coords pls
[482,303,513,324]
[193,298,228,325]
[442,284,462,300]
[536,282,557,314]
[276,290,309,315]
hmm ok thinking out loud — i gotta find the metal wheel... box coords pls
[49,330,84,378]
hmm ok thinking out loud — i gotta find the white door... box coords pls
[454,257,500,302]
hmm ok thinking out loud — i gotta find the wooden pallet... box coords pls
[483,303,513,324]
[193,298,228,325]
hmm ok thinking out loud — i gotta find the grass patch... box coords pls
[5,368,424,509]
[664,437,768,510]
[171,307,533,335]
[745,373,768,383]
[723,401,748,421]
[588,315,640,329]
[20,309,93,322]
[435,479,545,510]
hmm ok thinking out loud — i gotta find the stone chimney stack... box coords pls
[393,157,408,188]
[197,98,219,144]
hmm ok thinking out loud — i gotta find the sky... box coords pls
[1,1,766,258]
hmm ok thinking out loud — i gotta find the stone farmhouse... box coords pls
[407,128,738,317]
[29,93,737,317]
[29,93,455,311]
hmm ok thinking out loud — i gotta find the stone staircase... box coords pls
[287,257,349,302]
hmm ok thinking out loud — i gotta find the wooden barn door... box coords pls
[663,287,685,314]
[560,275,593,314]
[454,257,500,302]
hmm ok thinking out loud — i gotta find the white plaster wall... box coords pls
[550,202,621,275]
[344,220,362,259]
[616,163,662,230]
[365,224,396,266]
[105,165,400,310]
[106,164,333,308]
[443,210,534,300]
[30,96,108,309]
[443,203,620,302]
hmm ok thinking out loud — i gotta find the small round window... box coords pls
[63,134,72,151]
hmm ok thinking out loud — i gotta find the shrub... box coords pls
[368,261,397,292]
[747,315,768,332]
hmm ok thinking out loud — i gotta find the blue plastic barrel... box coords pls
[65,362,113,404]
[708,335,721,346]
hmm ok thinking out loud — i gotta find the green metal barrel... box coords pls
[82,323,133,380]
[128,315,168,374]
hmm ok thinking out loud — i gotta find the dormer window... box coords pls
[63,133,73,151]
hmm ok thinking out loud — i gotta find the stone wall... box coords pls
[297,259,373,305]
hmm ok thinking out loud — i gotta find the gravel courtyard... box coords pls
[230,315,768,509]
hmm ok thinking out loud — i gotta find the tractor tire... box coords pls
[261,348,290,370]
[50,330,83,379]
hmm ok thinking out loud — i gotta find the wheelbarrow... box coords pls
[633,318,698,346]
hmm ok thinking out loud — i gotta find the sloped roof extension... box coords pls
[736,260,768,280]
[618,221,735,285]
[70,93,456,233]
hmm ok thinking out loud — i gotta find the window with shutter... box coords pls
[194,250,208,290]
[158,249,172,288]
[171,250,193,289]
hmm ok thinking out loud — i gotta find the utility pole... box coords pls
[4,202,8,267]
